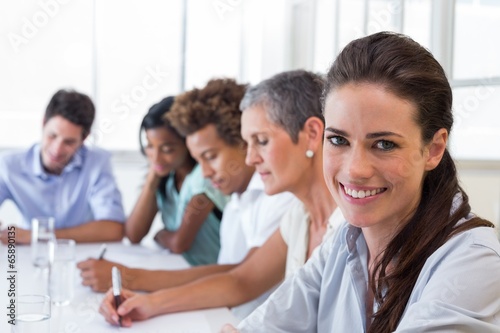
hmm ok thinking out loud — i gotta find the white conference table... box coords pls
[0,241,239,332]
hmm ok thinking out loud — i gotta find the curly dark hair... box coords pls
[166,78,247,147]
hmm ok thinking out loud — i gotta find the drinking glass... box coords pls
[31,217,55,268]
[11,294,50,333]
[49,239,76,306]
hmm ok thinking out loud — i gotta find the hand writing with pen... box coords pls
[77,244,128,292]
[99,288,159,327]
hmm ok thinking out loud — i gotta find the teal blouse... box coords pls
[156,164,228,266]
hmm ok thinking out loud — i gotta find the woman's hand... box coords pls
[99,288,157,327]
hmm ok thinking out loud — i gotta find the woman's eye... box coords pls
[161,146,174,154]
[257,138,268,145]
[329,136,348,146]
[376,140,396,151]
[205,154,215,161]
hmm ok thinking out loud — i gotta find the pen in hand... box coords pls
[98,243,107,260]
[112,266,123,326]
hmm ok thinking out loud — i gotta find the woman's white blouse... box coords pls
[280,204,344,277]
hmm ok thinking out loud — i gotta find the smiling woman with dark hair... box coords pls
[230,32,500,333]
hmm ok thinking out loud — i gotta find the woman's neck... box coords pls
[363,205,419,272]
[306,193,336,229]
[295,163,337,228]
[301,168,336,259]
[365,233,387,274]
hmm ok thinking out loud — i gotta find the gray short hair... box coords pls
[240,70,325,143]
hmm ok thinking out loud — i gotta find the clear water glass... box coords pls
[31,217,55,268]
[11,294,50,333]
[49,239,76,306]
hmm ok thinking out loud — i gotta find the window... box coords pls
[449,0,500,160]
[0,0,246,151]
[313,0,432,73]
[92,0,184,150]
[184,0,242,89]
[453,0,500,79]
[0,0,184,152]
[1,0,499,159]
[0,1,94,149]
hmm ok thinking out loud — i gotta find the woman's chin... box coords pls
[154,169,170,177]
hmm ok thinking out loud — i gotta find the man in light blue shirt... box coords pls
[0,89,125,244]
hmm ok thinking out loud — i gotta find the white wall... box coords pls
[457,161,500,227]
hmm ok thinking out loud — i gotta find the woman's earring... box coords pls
[306,150,314,158]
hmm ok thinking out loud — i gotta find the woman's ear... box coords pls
[303,116,325,150]
[424,128,448,171]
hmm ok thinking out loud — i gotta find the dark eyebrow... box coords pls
[325,127,403,139]
[201,149,216,158]
[325,127,348,136]
[250,132,267,138]
[366,131,403,139]
[63,138,78,144]
[160,142,179,147]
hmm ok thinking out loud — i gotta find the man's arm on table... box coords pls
[1,220,124,244]
[56,220,124,242]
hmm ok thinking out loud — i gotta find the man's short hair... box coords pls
[44,89,95,139]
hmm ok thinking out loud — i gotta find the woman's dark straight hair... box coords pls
[139,96,194,197]
[139,96,180,155]
[323,31,494,333]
